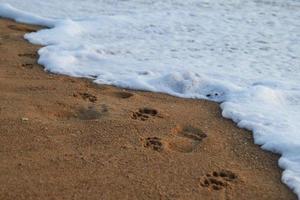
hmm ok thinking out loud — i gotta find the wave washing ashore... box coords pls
[0,0,299,198]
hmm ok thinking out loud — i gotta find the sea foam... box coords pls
[0,0,300,197]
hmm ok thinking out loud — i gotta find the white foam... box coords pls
[0,1,300,197]
[0,3,55,27]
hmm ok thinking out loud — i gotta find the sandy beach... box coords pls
[0,18,296,200]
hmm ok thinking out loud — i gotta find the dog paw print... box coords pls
[73,92,97,103]
[144,137,164,152]
[132,107,158,121]
[200,170,238,191]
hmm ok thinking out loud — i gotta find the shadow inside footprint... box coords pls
[78,92,97,103]
[200,170,238,191]
[167,125,207,153]
[180,126,207,141]
[139,108,158,116]
[114,91,134,99]
[18,53,37,59]
[22,63,34,69]
[144,137,164,152]
[132,107,158,121]
[77,105,108,120]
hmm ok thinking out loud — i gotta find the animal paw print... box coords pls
[144,137,164,152]
[22,63,34,69]
[18,53,37,59]
[132,107,158,121]
[142,125,206,153]
[74,92,97,103]
[200,170,238,191]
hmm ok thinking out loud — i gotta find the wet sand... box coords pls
[0,18,296,200]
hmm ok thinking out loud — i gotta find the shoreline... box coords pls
[0,18,296,200]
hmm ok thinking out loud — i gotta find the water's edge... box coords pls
[0,3,299,198]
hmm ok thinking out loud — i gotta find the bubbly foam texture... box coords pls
[0,0,300,197]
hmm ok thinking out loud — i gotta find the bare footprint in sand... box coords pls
[200,170,238,191]
[132,107,158,121]
[167,125,207,153]
[76,105,108,120]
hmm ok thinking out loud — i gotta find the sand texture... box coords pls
[0,18,296,200]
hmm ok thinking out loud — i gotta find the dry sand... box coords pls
[0,18,296,200]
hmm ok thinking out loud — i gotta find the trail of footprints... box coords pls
[11,36,239,195]
[12,39,238,194]
[72,91,135,120]
[200,170,238,190]
[141,116,239,190]
[74,91,133,103]
[144,125,207,153]
[6,20,208,154]
[138,106,239,192]
[12,22,42,70]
